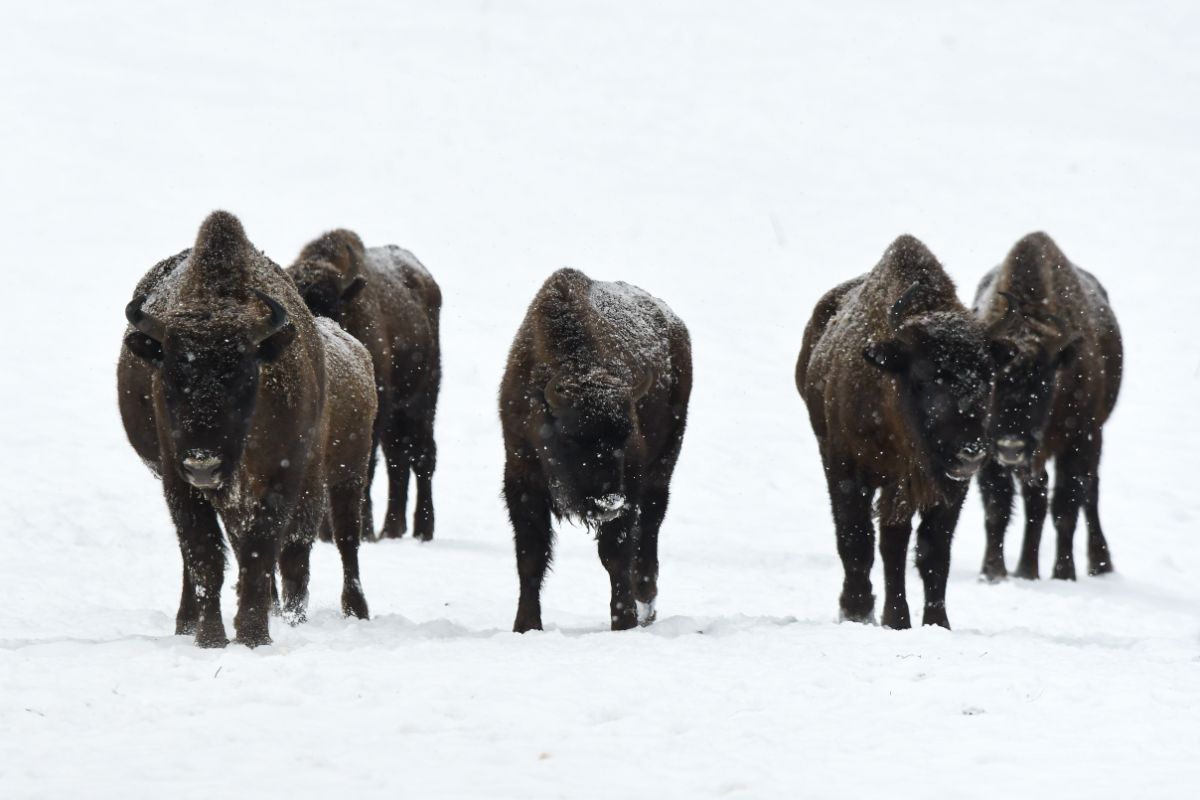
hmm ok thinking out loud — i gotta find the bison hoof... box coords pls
[282,603,308,627]
[1052,561,1077,581]
[1012,563,1040,580]
[194,618,228,648]
[881,604,911,630]
[921,606,950,629]
[611,614,638,631]
[175,618,198,636]
[234,633,272,648]
[980,561,1007,583]
[636,600,657,626]
[1088,559,1114,576]
[341,591,369,621]
[513,617,543,634]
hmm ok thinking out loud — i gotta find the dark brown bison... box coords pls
[974,232,1122,581]
[796,235,1014,629]
[117,211,377,647]
[500,268,692,632]
[287,230,441,541]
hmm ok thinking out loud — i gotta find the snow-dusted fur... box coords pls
[973,232,1123,581]
[117,211,377,647]
[287,229,442,541]
[500,268,692,632]
[796,235,1002,629]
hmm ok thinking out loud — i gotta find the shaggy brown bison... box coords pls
[974,232,1122,581]
[287,230,441,541]
[796,235,1014,629]
[117,211,377,647]
[500,268,692,632]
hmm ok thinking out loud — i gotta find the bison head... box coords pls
[987,311,1080,472]
[124,290,297,491]
[537,367,653,526]
[863,283,1014,483]
[289,260,366,324]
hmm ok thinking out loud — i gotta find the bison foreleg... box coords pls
[231,514,283,648]
[977,459,1013,581]
[633,486,669,625]
[915,493,965,629]
[1014,468,1048,579]
[1083,434,1114,576]
[878,520,912,629]
[166,483,227,648]
[1050,450,1089,581]
[506,470,553,633]
[597,512,638,631]
[826,467,875,624]
[410,424,437,542]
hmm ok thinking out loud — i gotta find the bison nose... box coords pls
[995,436,1028,466]
[182,454,224,489]
[586,493,628,523]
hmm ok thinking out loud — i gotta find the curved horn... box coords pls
[544,371,571,411]
[250,289,289,345]
[125,295,166,342]
[985,291,1020,338]
[887,282,922,331]
[631,365,655,400]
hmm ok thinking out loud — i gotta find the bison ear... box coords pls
[341,276,367,302]
[124,331,163,364]
[257,323,297,362]
[988,340,1018,369]
[863,340,909,373]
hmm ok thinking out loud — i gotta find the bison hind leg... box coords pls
[330,482,370,620]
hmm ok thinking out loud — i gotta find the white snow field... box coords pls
[2,1,1199,797]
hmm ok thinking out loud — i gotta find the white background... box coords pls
[1,1,1198,797]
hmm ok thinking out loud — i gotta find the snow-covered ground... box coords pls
[2,1,1199,796]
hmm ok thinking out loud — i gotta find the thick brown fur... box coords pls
[117,212,376,648]
[500,268,692,632]
[797,235,1004,629]
[287,230,441,541]
[974,232,1123,581]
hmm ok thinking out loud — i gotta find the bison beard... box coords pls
[796,235,1012,629]
[500,269,692,633]
[973,232,1123,582]
[117,211,377,648]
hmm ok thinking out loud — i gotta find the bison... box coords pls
[500,268,692,632]
[796,235,1014,629]
[118,211,377,647]
[974,232,1122,581]
[287,230,441,541]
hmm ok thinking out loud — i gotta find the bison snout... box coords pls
[182,453,224,489]
[585,493,628,523]
[945,444,987,481]
[994,436,1028,467]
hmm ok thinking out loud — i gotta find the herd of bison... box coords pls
[117,211,1121,647]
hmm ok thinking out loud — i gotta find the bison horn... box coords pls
[631,366,655,400]
[985,291,1021,338]
[125,295,166,342]
[250,289,289,345]
[887,282,923,331]
[544,371,572,411]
